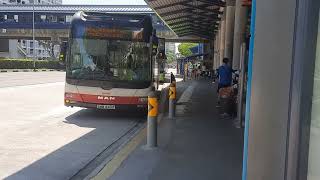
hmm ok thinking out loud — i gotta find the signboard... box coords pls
[85,28,143,41]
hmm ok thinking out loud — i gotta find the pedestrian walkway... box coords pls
[108,79,244,180]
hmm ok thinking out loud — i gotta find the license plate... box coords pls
[97,105,116,110]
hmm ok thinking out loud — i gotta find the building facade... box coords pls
[0,0,62,5]
[165,42,176,54]
[0,0,62,59]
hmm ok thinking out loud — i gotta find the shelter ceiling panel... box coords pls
[145,0,225,39]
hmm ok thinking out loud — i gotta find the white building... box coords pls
[1,0,62,5]
[0,0,62,59]
[165,42,176,54]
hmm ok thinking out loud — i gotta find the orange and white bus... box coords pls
[64,11,157,111]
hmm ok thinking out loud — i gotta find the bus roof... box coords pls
[71,11,153,29]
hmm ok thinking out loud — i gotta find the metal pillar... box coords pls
[233,0,248,70]
[224,0,236,60]
[169,83,176,119]
[147,91,158,148]
[32,1,36,70]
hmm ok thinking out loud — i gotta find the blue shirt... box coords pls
[218,64,233,85]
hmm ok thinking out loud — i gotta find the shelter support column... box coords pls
[214,35,219,69]
[245,0,298,179]
[210,40,215,70]
[233,0,248,69]
[224,0,236,60]
[219,11,226,65]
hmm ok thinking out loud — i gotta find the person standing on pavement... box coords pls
[217,58,236,93]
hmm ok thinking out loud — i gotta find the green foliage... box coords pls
[0,59,64,69]
[178,43,198,57]
[166,51,176,64]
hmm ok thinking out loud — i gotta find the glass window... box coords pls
[67,38,151,83]
[307,10,320,180]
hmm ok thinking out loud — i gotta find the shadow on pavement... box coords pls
[5,109,145,180]
[4,77,184,180]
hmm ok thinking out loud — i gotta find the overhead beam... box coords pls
[178,32,213,39]
[188,12,220,21]
[175,29,193,35]
[195,11,222,18]
[174,25,217,34]
[173,24,217,32]
[181,2,221,14]
[175,27,214,36]
[176,30,214,37]
[196,0,226,7]
[177,29,215,36]
[149,0,226,8]
[171,22,191,28]
[184,31,213,38]
[165,13,220,23]
[166,8,220,18]
[158,8,192,17]
[164,15,190,22]
[171,21,218,31]
[153,0,190,10]
[168,19,218,27]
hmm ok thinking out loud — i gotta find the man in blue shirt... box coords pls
[216,58,236,109]
[217,58,236,93]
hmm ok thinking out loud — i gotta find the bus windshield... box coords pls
[67,38,151,83]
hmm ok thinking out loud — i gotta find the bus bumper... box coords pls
[65,100,148,111]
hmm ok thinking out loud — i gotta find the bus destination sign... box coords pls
[86,28,143,40]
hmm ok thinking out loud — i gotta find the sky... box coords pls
[62,0,146,5]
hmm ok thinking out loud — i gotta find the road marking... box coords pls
[177,82,196,104]
[0,82,64,91]
[91,126,147,180]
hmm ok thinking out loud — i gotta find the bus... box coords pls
[64,11,156,111]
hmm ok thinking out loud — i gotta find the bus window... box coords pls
[68,38,150,82]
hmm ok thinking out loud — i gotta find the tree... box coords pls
[178,43,198,57]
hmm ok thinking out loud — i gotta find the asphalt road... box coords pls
[0,72,144,180]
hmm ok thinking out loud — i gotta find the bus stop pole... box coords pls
[32,1,36,71]
[147,92,158,148]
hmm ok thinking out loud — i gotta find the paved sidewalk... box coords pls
[109,79,244,180]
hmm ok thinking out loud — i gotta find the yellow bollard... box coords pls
[147,91,158,147]
[169,83,176,118]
